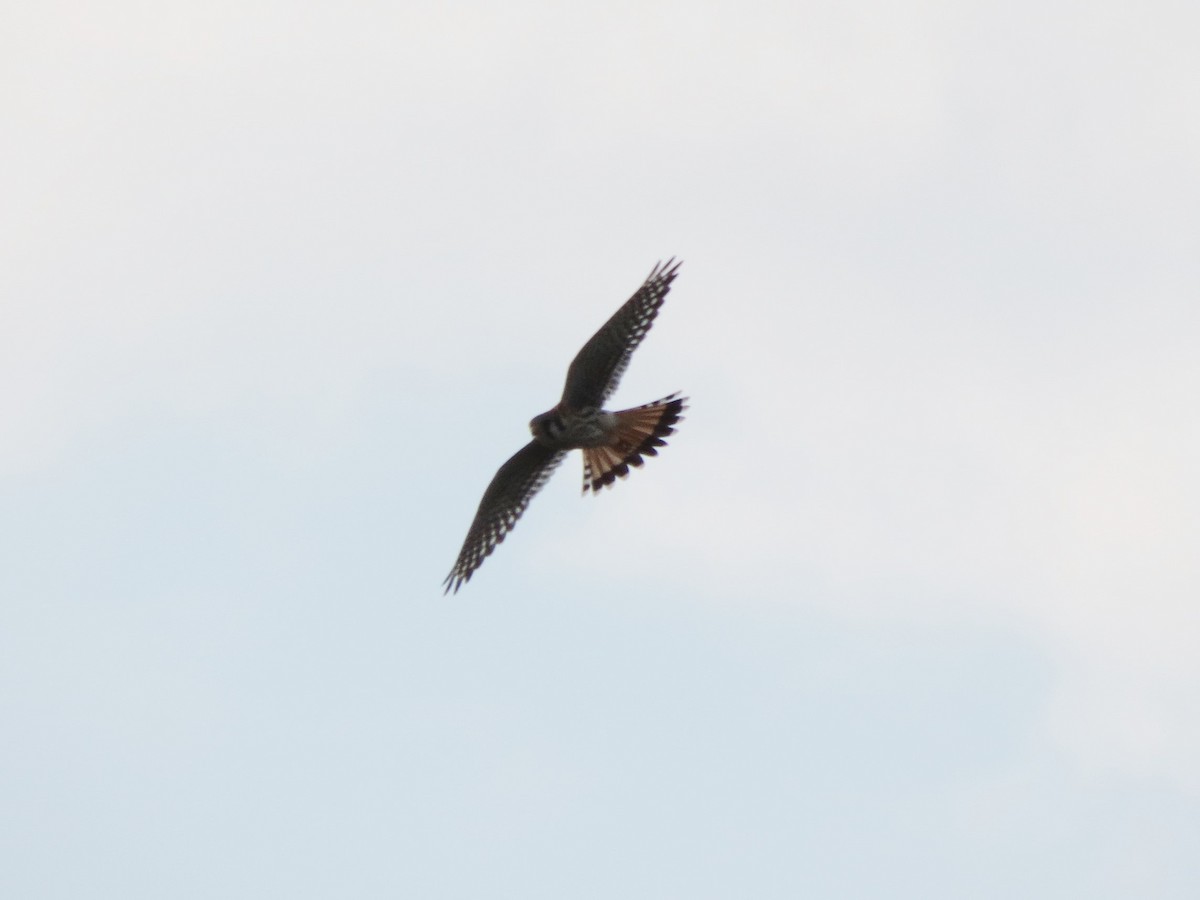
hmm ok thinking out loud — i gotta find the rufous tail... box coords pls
[581,393,687,493]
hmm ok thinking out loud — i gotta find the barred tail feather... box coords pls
[582,393,687,493]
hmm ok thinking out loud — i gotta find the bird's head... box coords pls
[529,408,565,444]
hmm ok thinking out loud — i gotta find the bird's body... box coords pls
[529,405,617,449]
[443,259,687,593]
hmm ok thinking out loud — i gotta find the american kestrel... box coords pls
[443,258,688,593]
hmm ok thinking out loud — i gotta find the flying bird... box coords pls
[443,259,688,593]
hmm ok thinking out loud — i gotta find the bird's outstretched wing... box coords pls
[443,441,567,594]
[559,258,681,412]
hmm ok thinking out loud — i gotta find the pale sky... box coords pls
[3,1,1199,897]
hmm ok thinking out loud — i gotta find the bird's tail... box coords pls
[581,393,687,493]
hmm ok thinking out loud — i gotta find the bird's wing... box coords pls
[443,441,567,593]
[559,258,681,411]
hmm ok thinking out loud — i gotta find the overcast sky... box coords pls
[3,1,1199,897]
